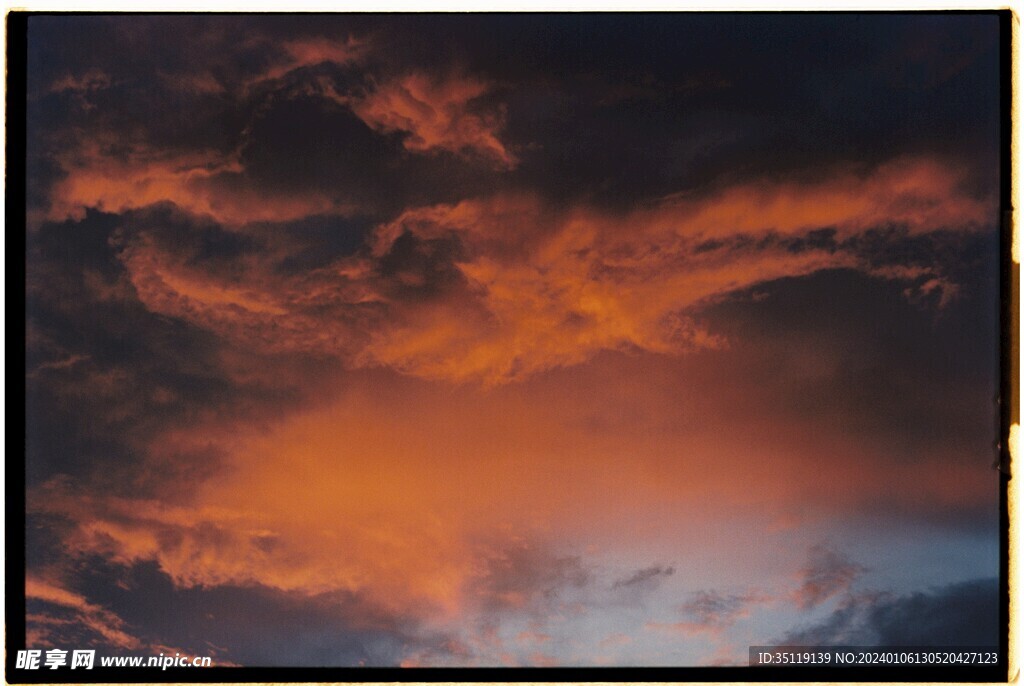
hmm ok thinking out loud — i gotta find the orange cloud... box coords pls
[31,468,484,623]
[652,157,990,239]
[46,142,346,226]
[30,341,996,638]
[29,155,995,650]
[46,144,348,225]
[113,156,990,385]
[26,576,142,650]
[351,73,516,168]
[283,36,366,68]
[252,36,367,85]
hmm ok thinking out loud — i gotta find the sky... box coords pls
[21,14,1003,667]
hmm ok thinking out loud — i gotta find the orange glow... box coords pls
[47,144,347,225]
[26,577,142,649]
[29,152,996,639]
[110,156,991,385]
[651,157,990,238]
[249,36,368,86]
[352,73,516,168]
[31,348,997,626]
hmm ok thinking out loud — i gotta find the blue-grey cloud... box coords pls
[612,564,675,590]
[777,577,999,647]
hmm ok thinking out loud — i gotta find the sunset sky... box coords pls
[22,14,1003,667]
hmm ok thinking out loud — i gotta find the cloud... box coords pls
[29,461,595,646]
[27,353,90,378]
[30,25,520,226]
[25,203,996,665]
[28,478,471,622]
[33,33,371,228]
[24,286,998,664]
[21,16,1001,668]
[49,69,113,94]
[681,589,772,626]
[655,157,989,240]
[45,142,346,226]
[647,589,770,637]
[26,576,142,650]
[106,156,990,385]
[37,558,439,667]
[351,72,516,168]
[24,208,343,497]
[231,34,370,97]
[258,36,367,83]
[47,69,114,111]
[470,539,591,614]
[792,544,867,610]
[646,543,867,642]
[777,578,999,647]
[612,564,675,590]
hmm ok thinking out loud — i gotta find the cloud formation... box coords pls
[100,157,992,386]
[612,564,675,590]
[26,577,142,650]
[648,589,771,637]
[471,540,591,613]
[257,35,367,84]
[792,544,868,610]
[45,142,345,226]
[777,578,999,647]
[352,72,516,168]
[21,14,1001,667]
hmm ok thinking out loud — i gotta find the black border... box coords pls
[7,6,31,683]
[997,8,1016,684]
[4,9,1015,683]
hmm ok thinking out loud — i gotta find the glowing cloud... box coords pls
[46,143,345,226]
[111,156,990,385]
[352,73,516,168]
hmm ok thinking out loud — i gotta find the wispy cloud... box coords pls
[647,588,771,637]
[251,35,368,86]
[352,72,516,168]
[611,564,675,590]
[792,543,868,610]
[46,142,347,226]
[104,157,990,385]
[26,577,142,650]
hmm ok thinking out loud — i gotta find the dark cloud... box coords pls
[26,589,143,652]
[611,564,675,590]
[27,17,518,224]
[19,14,1002,668]
[701,246,999,474]
[24,207,349,497]
[26,15,999,220]
[869,578,1000,646]
[31,559,437,666]
[372,230,468,301]
[777,578,999,647]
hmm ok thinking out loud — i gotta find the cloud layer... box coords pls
[91,157,991,387]
[22,14,1002,667]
